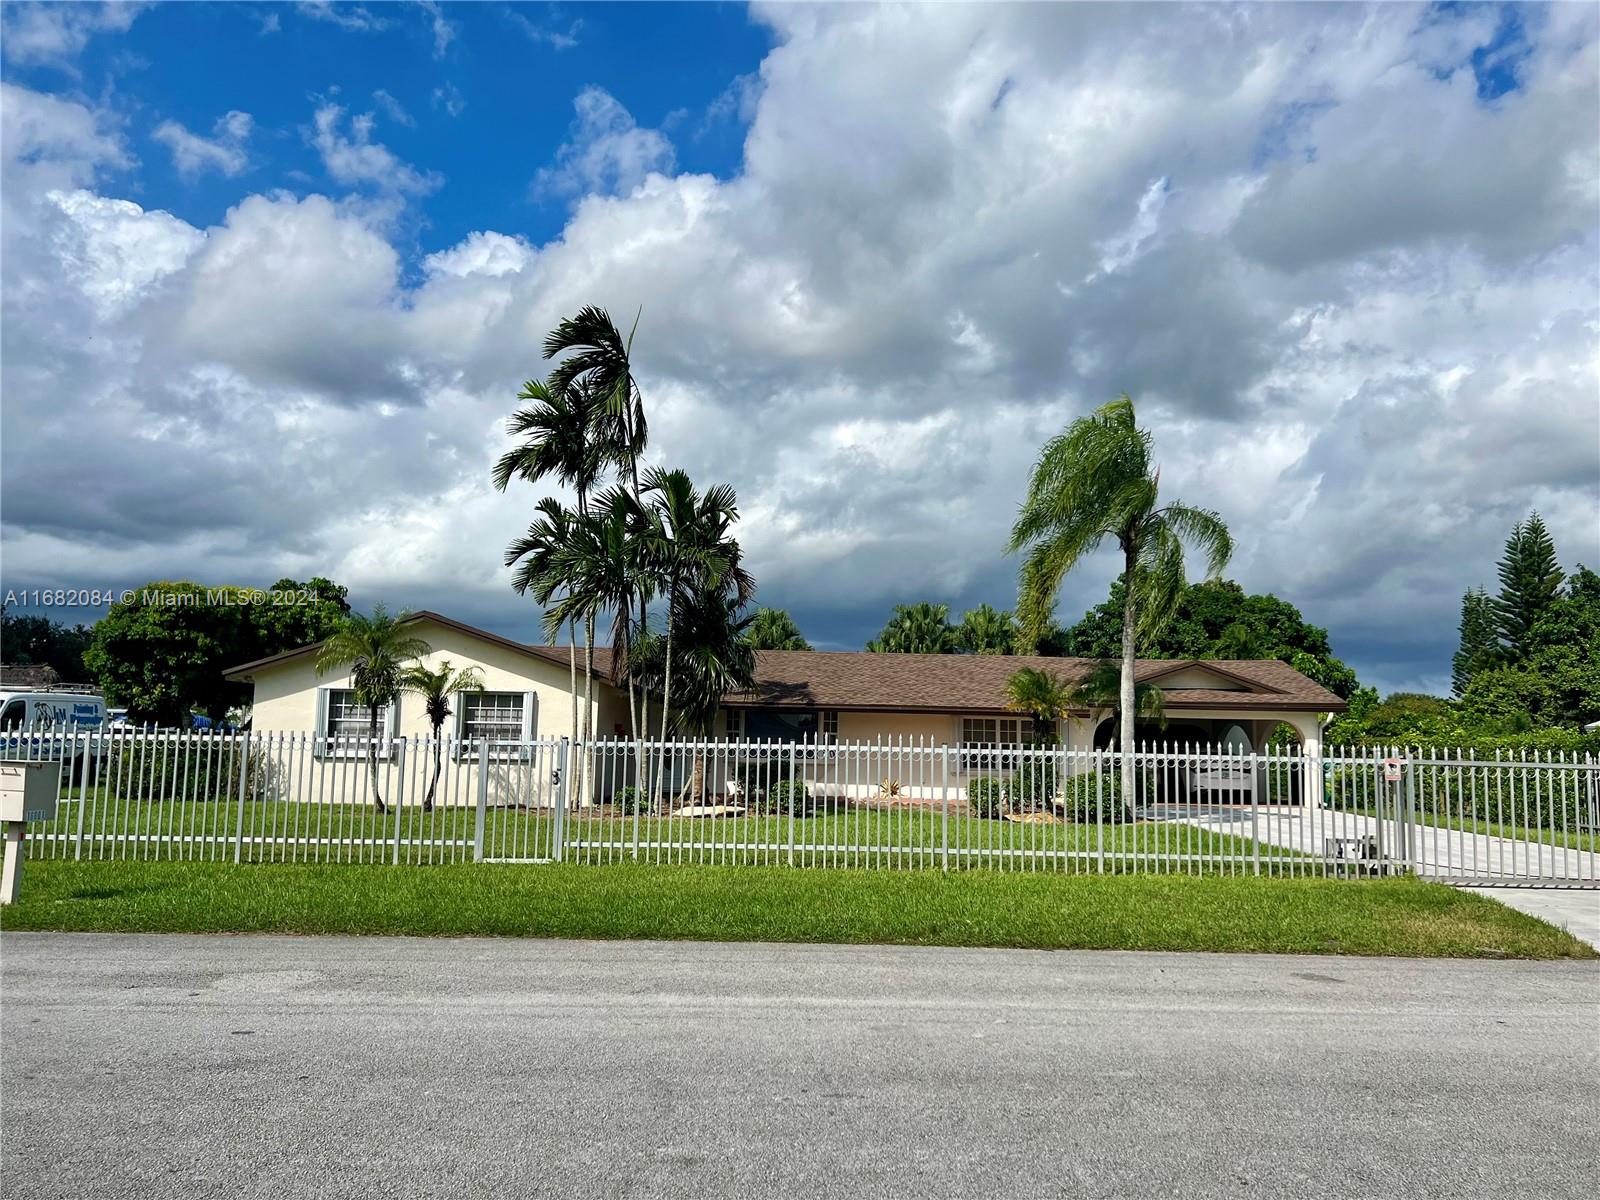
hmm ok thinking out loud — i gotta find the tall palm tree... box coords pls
[743,607,811,651]
[494,377,607,757]
[543,307,650,742]
[1067,660,1168,740]
[314,606,431,813]
[401,660,485,811]
[1002,666,1075,745]
[659,587,756,805]
[1007,395,1232,806]
[641,467,753,802]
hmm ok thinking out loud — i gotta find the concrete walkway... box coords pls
[1171,804,1598,883]
[3,934,1598,1200]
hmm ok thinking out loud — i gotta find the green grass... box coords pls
[29,796,1283,869]
[1,859,1590,959]
[1333,804,1599,853]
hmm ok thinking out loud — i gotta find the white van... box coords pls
[0,692,106,732]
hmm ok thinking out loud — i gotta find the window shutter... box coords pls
[382,696,399,760]
[314,688,330,759]
[521,692,536,740]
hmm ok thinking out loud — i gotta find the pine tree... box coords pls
[1493,512,1564,661]
[1451,587,1497,696]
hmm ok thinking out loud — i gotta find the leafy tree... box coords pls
[1462,565,1600,730]
[1002,667,1074,743]
[83,579,352,726]
[1007,396,1232,804]
[314,606,431,813]
[0,609,92,681]
[744,608,811,651]
[866,602,958,653]
[957,604,1017,655]
[1493,512,1563,660]
[1054,578,1359,699]
[1451,587,1498,697]
[401,660,484,811]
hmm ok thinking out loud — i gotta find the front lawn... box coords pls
[1,859,1590,959]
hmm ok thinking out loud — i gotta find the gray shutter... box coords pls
[521,692,536,760]
[314,688,330,759]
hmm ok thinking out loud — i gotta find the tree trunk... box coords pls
[424,722,442,812]
[581,613,595,809]
[1119,542,1138,821]
[368,704,386,814]
[654,586,676,811]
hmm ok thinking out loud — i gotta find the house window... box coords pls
[724,708,744,740]
[820,710,839,743]
[460,692,525,744]
[960,716,1034,745]
[326,690,388,742]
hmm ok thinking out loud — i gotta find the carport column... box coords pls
[1300,717,1325,811]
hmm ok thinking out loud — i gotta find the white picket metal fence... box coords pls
[6,727,1597,885]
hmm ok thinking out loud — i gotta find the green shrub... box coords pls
[611,786,644,814]
[967,776,1004,818]
[1007,765,1059,812]
[1055,770,1128,823]
[766,778,810,815]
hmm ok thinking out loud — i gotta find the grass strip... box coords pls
[2,859,1591,959]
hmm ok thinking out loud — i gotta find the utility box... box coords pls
[0,760,57,823]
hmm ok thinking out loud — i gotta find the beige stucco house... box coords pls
[225,610,1346,807]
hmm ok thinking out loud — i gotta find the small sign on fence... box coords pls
[1383,757,1405,783]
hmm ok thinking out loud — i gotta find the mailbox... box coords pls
[0,760,57,823]
[1,759,58,905]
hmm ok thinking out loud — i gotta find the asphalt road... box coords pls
[2,934,1597,1200]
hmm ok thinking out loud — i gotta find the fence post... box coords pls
[1095,751,1105,874]
[391,738,406,866]
[1402,750,1417,875]
[1250,750,1261,877]
[73,726,90,861]
[232,732,251,864]
[553,737,569,863]
[787,741,797,868]
[941,744,951,872]
[473,738,489,862]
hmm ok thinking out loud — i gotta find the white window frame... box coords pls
[958,714,1036,770]
[454,691,535,760]
[724,708,744,740]
[316,687,398,759]
[820,710,839,744]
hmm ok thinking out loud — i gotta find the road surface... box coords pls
[3,934,1596,1199]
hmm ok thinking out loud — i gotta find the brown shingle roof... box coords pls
[224,610,1343,713]
[729,651,1345,713]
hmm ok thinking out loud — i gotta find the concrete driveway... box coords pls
[3,933,1596,1199]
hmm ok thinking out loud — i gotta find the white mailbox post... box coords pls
[1,760,59,905]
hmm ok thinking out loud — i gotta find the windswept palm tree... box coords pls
[1007,395,1231,805]
[315,606,431,813]
[402,660,485,811]
[494,377,607,758]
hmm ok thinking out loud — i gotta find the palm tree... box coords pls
[744,607,811,651]
[958,604,1018,655]
[494,377,607,759]
[659,587,757,805]
[401,660,485,811]
[641,467,753,802]
[314,606,431,813]
[1007,395,1232,806]
[866,602,958,653]
[1067,660,1168,740]
[543,307,650,742]
[1002,666,1075,744]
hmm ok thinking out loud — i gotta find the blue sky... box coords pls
[1,2,1596,695]
[6,2,769,251]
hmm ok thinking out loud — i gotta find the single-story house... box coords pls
[224,610,1345,806]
